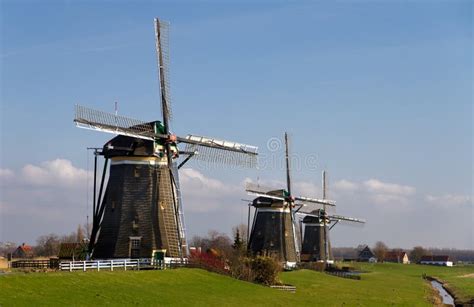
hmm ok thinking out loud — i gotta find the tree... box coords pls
[373,241,388,262]
[232,228,243,251]
[410,246,427,263]
[76,224,84,242]
[232,224,247,246]
[188,230,232,258]
[35,234,61,256]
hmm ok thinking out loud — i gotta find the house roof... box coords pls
[385,251,407,261]
[16,244,33,252]
[420,255,450,262]
[357,246,374,258]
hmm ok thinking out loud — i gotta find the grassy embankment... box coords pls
[0,263,473,306]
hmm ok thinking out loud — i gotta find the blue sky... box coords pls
[1,1,472,249]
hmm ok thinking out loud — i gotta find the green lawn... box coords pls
[371,262,474,304]
[353,263,474,305]
[0,264,472,306]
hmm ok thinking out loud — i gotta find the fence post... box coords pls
[124,259,127,271]
[97,260,100,272]
[111,260,114,272]
[83,261,86,272]
[69,262,72,272]
[137,259,140,271]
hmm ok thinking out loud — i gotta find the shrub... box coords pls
[188,249,229,275]
[249,256,282,286]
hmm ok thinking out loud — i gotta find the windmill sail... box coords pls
[183,135,258,168]
[245,182,336,206]
[75,105,258,167]
[74,104,156,141]
[155,18,172,125]
[330,214,365,223]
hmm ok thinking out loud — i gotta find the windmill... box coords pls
[246,133,334,267]
[75,18,258,260]
[298,171,365,263]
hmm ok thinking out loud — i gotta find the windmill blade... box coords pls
[246,191,286,202]
[182,135,258,168]
[295,211,323,218]
[245,182,287,200]
[244,182,283,195]
[154,18,172,125]
[294,196,336,207]
[284,132,292,197]
[74,104,157,141]
[329,214,365,224]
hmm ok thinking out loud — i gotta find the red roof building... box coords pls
[385,251,410,264]
[12,243,34,259]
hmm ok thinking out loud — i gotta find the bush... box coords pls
[228,255,282,286]
[188,249,229,275]
[248,256,282,286]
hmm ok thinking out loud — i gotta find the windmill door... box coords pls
[129,237,142,258]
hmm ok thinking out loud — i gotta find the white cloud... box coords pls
[2,160,472,249]
[363,179,415,196]
[333,179,358,192]
[1,159,91,243]
[0,168,14,178]
[293,181,320,198]
[179,168,242,212]
[425,194,472,207]
[20,159,89,187]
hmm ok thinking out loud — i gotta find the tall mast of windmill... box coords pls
[155,19,170,136]
[284,132,300,262]
[322,170,328,264]
[285,133,292,197]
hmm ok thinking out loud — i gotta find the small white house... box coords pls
[419,255,453,267]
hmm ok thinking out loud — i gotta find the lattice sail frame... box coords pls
[245,182,336,207]
[296,211,365,224]
[184,135,258,168]
[155,18,172,122]
[74,105,258,167]
[74,105,156,140]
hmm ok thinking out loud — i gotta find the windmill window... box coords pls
[111,201,116,211]
[134,168,140,177]
[131,239,141,249]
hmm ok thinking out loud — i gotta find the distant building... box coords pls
[12,243,34,259]
[357,245,376,262]
[385,251,410,264]
[420,255,453,267]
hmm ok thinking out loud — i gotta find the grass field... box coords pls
[0,263,473,306]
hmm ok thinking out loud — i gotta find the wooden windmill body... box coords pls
[75,19,258,259]
[246,133,334,267]
[300,209,333,262]
[248,191,298,263]
[299,172,365,263]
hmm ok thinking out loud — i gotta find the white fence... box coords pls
[59,258,187,272]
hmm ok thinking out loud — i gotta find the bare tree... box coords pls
[373,241,388,262]
[410,246,427,264]
[76,224,84,242]
[188,230,232,257]
[35,234,61,257]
